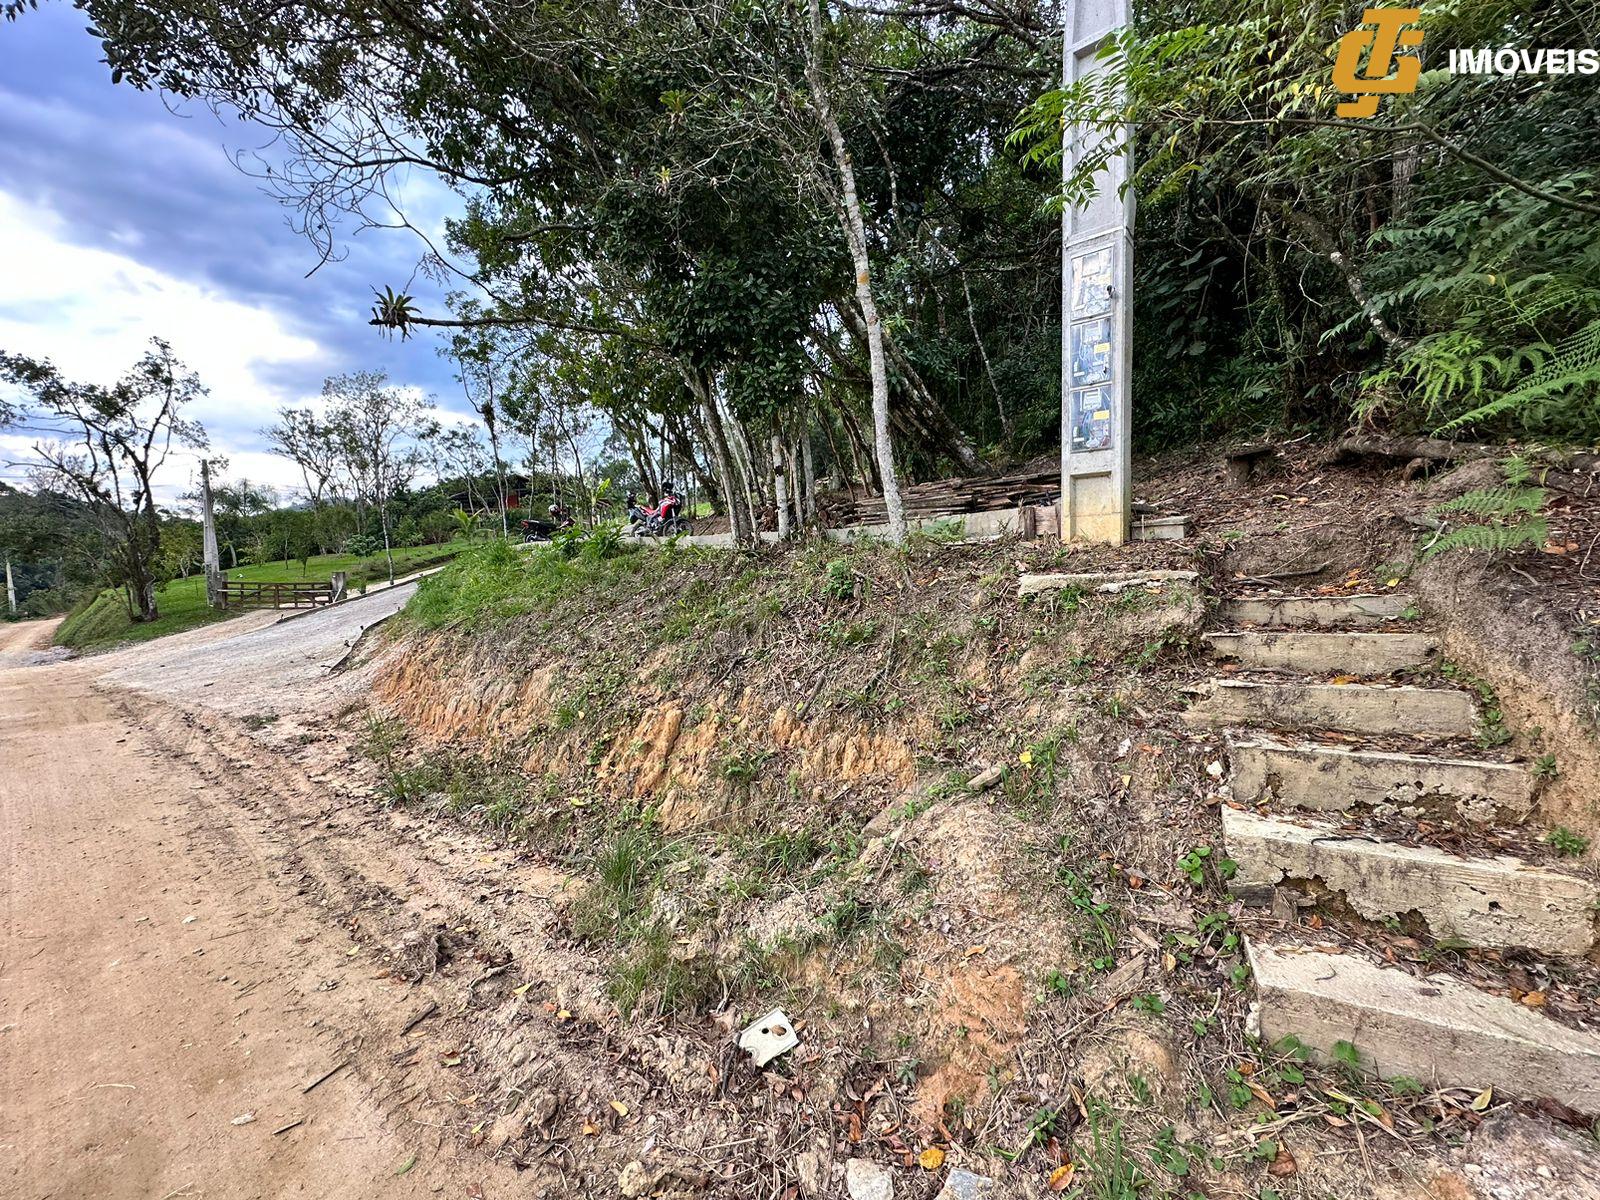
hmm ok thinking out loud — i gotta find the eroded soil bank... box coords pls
[10,444,1598,1199]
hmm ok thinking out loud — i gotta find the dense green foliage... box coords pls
[1016,0,1600,441]
[0,484,107,616]
[9,0,1596,532]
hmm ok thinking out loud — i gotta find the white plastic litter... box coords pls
[738,1007,799,1067]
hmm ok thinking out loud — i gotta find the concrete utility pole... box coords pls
[200,459,222,607]
[5,555,15,616]
[1060,0,1135,543]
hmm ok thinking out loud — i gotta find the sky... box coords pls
[0,4,472,502]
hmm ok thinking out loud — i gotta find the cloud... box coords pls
[0,4,482,501]
[0,189,326,494]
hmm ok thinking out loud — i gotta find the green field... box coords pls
[55,540,473,654]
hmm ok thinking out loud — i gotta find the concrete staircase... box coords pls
[1187,592,1600,1112]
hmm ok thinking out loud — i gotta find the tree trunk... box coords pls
[787,435,804,531]
[381,504,396,583]
[721,400,762,536]
[882,327,982,474]
[961,268,1010,447]
[805,0,906,543]
[1286,210,1411,352]
[483,402,509,538]
[692,377,752,547]
[801,426,818,522]
[837,401,878,492]
[772,434,791,541]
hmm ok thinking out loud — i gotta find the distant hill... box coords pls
[0,483,104,616]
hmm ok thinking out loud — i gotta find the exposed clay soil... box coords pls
[6,439,1600,1200]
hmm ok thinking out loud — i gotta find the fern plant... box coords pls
[1424,457,1549,558]
[1362,176,1600,436]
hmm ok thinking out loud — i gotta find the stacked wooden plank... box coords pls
[823,466,1059,527]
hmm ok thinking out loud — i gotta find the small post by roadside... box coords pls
[201,458,222,608]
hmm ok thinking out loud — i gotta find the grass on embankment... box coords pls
[404,533,703,632]
[55,540,473,654]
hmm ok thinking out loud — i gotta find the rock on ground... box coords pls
[1454,1111,1600,1200]
[935,1169,997,1200]
[844,1158,894,1200]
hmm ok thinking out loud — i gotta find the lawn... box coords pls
[55,540,473,653]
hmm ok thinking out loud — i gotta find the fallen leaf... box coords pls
[1471,1087,1494,1112]
[1268,1145,1298,1177]
[582,1121,600,1136]
[1048,1163,1076,1191]
[918,1148,945,1170]
[1521,990,1546,1008]
[1246,1082,1276,1107]
[513,982,533,996]
[964,945,987,958]
[610,1100,629,1118]
[396,1155,417,1176]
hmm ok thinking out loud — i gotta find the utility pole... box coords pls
[1060,0,1134,543]
[201,458,222,607]
[5,555,15,616]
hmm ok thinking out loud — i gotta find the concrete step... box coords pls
[1204,630,1437,675]
[1224,807,1597,956]
[1017,569,1197,597]
[1248,938,1600,1112]
[1222,593,1415,628]
[1181,679,1478,738]
[1228,738,1536,824]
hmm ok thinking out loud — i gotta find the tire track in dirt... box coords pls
[129,692,767,1196]
[0,640,526,1198]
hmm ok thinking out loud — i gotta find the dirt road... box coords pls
[0,606,524,1200]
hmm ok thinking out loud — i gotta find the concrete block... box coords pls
[1132,514,1191,541]
[1228,738,1535,822]
[1248,939,1600,1112]
[1018,569,1198,597]
[1181,679,1478,739]
[1224,807,1596,955]
[1222,593,1415,628]
[1204,630,1437,674]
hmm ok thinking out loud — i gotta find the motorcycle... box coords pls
[627,489,691,538]
[520,507,576,543]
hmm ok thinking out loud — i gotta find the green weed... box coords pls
[1547,826,1590,857]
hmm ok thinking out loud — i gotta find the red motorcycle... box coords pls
[627,485,691,537]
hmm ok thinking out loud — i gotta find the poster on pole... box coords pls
[1069,317,1113,385]
[1069,385,1113,451]
[1069,247,1113,320]
[1060,0,1132,544]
